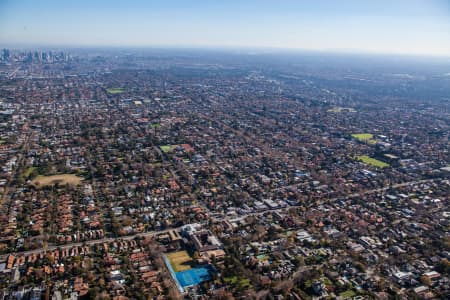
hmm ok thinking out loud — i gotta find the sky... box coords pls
[0,0,449,56]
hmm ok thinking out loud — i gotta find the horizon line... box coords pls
[1,43,450,60]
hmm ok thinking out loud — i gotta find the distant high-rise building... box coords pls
[1,49,10,61]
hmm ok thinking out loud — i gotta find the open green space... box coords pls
[357,155,389,168]
[224,276,251,288]
[166,250,193,272]
[31,174,83,188]
[151,123,161,128]
[160,145,177,153]
[322,277,332,285]
[352,133,373,141]
[352,133,377,145]
[106,88,125,94]
[24,167,37,178]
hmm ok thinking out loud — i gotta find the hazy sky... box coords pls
[1,0,449,56]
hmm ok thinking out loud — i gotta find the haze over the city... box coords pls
[1,0,450,56]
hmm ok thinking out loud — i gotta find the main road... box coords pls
[0,178,441,261]
[0,226,184,261]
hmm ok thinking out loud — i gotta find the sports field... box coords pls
[106,88,125,94]
[357,156,389,168]
[166,251,193,272]
[164,253,212,292]
[176,267,211,287]
[352,133,373,141]
[31,174,83,187]
[352,133,377,145]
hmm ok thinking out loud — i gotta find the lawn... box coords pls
[224,276,251,288]
[166,251,193,272]
[304,279,313,288]
[357,155,390,168]
[352,133,373,141]
[160,145,176,153]
[24,167,37,178]
[106,88,125,94]
[323,277,332,285]
[31,174,83,188]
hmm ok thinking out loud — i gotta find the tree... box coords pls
[420,275,431,286]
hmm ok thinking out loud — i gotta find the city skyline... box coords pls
[1,0,450,57]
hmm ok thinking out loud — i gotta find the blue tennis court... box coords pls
[176,267,211,287]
